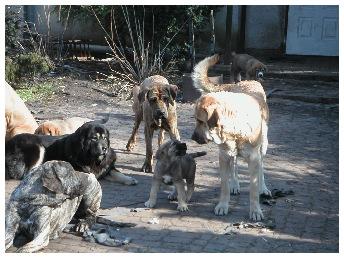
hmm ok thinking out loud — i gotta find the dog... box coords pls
[35,117,92,135]
[144,139,206,211]
[126,75,180,173]
[230,52,267,82]
[5,160,102,253]
[191,54,271,221]
[5,122,138,185]
[5,82,38,141]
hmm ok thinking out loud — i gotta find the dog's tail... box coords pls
[93,113,110,124]
[192,54,220,93]
[189,151,207,159]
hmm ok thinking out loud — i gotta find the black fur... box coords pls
[5,133,64,180]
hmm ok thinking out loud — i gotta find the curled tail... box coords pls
[192,54,220,93]
[93,113,110,124]
[189,151,207,158]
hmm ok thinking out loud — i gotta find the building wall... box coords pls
[245,5,286,50]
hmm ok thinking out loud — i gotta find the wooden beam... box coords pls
[224,6,233,64]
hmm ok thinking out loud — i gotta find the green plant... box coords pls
[16,52,54,77]
[5,7,21,52]
[16,82,55,102]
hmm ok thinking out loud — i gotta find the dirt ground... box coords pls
[5,70,339,252]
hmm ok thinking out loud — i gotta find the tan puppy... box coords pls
[126,75,180,173]
[144,139,206,211]
[230,52,267,82]
[191,54,271,221]
[35,117,92,136]
[5,82,38,141]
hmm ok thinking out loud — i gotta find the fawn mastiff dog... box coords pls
[5,82,38,141]
[126,75,180,173]
[191,54,271,221]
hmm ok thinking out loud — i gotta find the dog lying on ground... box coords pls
[230,52,267,82]
[35,117,92,135]
[5,82,38,141]
[5,160,102,253]
[5,122,138,185]
[191,54,271,221]
[144,139,206,211]
[126,75,180,173]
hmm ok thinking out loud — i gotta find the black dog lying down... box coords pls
[5,122,138,185]
[5,160,102,253]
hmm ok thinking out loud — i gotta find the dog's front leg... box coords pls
[16,207,51,253]
[145,177,161,208]
[158,129,165,146]
[248,150,264,221]
[185,178,195,202]
[214,152,234,216]
[142,126,154,173]
[174,180,188,211]
[104,170,138,185]
[169,125,180,141]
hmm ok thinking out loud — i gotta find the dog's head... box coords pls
[156,139,187,162]
[73,122,110,166]
[138,84,178,127]
[254,63,267,80]
[35,122,62,136]
[191,95,224,145]
[5,134,45,180]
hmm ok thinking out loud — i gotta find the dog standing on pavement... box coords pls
[5,161,102,253]
[230,52,267,82]
[5,82,38,141]
[126,75,180,173]
[144,139,206,211]
[191,54,271,221]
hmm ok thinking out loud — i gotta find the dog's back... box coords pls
[5,83,38,141]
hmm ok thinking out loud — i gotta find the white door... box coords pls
[286,5,338,56]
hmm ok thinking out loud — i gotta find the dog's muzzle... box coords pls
[191,131,208,145]
[256,70,264,79]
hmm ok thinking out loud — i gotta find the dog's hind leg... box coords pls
[5,203,20,250]
[229,156,240,195]
[259,122,271,196]
[126,111,143,152]
[158,129,165,146]
[186,178,195,202]
[248,149,264,221]
[16,207,51,253]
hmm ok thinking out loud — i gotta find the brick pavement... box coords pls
[5,77,339,253]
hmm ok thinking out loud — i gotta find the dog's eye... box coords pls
[149,97,157,103]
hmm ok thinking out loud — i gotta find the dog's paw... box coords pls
[168,192,177,201]
[124,177,138,185]
[230,179,240,195]
[214,202,229,216]
[141,162,152,173]
[125,142,136,152]
[250,207,264,221]
[144,200,156,208]
[259,184,271,197]
[177,203,189,212]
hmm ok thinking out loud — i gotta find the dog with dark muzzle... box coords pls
[230,52,267,82]
[126,75,180,173]
[144,139,206,211]
[5,160,101,253]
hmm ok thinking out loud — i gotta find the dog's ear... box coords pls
[24,144,43,169]
[167,84,178,106]
[207,108,220,129]
[138,90,147,103]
